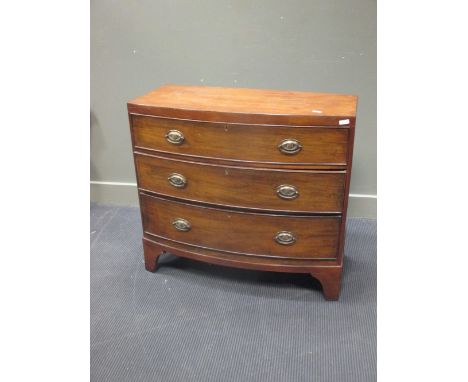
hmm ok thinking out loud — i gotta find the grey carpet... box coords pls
[91,203,376,382]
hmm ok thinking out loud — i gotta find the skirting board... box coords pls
[90,181,376,218]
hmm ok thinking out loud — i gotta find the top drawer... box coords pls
[131,115,349,166]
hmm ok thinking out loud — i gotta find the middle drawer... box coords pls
[135,153,345,213]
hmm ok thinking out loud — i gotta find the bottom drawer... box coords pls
[140,193,341,260]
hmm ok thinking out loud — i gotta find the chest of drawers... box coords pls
[128,85,357,300]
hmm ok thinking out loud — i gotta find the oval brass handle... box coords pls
[172,218,191,232]
[165,129,185,145]
[276,184,299,200]
[274,231,296,245]
[278,139,302,155]
[168,173,187,188]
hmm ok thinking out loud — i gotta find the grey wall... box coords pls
[91,0,376,217]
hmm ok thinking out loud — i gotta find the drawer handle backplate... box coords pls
[274,231,296,245]
[276,184,299,200]
[278,139,302,155]
[172,218,191,232]
[165,129,185,145]
[168,173,187,188]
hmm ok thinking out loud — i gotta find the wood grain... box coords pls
[133,147,347,170]
[132,115,349,166]
[143,236,341,269]
[128,84,357,300]
[336,124,356,263]
[140,193,341,260]
[135,152,346,213]
[128,84,357,126]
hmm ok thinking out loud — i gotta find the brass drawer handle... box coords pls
[274,231,296,245]
[278,139,302,155]
[172,218,191,232]
[276,184,299,200]
[168,173,187,188]
[165,129,185,145]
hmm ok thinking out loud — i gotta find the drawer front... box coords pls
[132,115,348,165]
[136,153,346,213]
[140,194,341,260]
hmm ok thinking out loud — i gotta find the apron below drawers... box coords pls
[140,193,341,260]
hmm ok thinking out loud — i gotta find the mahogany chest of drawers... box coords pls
[128,85,357,300]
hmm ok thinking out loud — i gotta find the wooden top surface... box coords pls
[128,85,357,126]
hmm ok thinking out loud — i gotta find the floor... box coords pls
[91,203,376,382]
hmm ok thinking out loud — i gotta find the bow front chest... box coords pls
[128,85,357,300]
